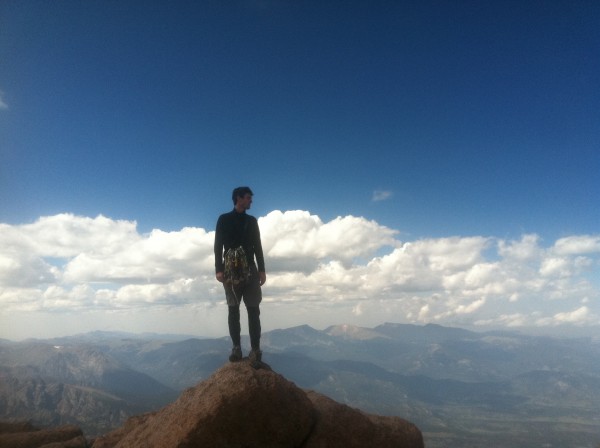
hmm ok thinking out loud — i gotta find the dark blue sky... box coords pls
[1,0,598,238]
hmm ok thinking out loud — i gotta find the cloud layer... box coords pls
[1,212,599,337]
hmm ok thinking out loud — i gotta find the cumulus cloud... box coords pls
[261,210,398,270]
[0,213,599,336]
[553,235,600,255]
[498,234,542,260]
[535,306,592,326]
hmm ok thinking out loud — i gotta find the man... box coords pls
[214,186,266,364]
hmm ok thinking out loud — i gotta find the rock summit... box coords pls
[92,360,424,448]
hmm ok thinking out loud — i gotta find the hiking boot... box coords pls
[249,348,262,365]
[229,345,242,362]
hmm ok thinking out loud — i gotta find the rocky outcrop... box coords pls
[92,361,424,448]
[304,391,423,447]
[0,422,88,448]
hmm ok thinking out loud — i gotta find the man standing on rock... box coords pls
[214,186,266,365]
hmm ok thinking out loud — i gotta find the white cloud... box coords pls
[372,190,393,202]
[62,226,213,284]
[2,214,140,258]
[535,306,591,326]
[1,212,599,338]
[498,234,542,260]
[553,235,600,255]
[260,210,398,269]
[539,257,571,278]
[0,90,8,110]
[474,313,530,328]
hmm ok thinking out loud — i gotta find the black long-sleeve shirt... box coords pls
[214,209,265,274]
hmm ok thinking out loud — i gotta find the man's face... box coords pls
[237,193,253,210]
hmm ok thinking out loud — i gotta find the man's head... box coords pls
[232,186,254,210]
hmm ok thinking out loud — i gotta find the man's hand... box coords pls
[216,272,224,283]
[259,271,266,286]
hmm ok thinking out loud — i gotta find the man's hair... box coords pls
[232,186,253,205]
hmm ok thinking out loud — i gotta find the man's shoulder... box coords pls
[217,210,236,220]
[217,210,257,222]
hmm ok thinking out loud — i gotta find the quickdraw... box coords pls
[224,246,251,304]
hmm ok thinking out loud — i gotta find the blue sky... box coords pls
[1,1,599,339]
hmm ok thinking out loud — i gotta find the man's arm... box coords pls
[252,218,265,273]
[214,215,225,280]
[252,218,266,285]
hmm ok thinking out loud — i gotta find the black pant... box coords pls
[228,305,261,349]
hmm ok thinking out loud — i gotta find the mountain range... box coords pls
[1,323,599,447]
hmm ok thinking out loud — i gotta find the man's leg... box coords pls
[228,305,242,361]
[243,265,262,364]
[247,306,261,363]
[228,305,241,346]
